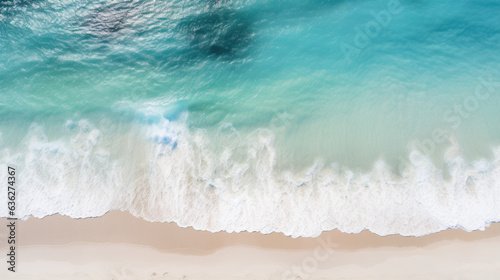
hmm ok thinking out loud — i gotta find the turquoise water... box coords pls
[1,0,500,237]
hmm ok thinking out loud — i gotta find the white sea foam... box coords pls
[1,111,499,238]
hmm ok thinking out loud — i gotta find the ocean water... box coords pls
[1,0,500,237]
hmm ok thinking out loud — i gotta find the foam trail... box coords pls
[1,110,499,238]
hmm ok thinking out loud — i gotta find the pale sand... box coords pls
[1,211,500,279]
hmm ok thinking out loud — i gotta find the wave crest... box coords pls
[1,112,499,237]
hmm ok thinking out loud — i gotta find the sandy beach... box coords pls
[0,211,499,279]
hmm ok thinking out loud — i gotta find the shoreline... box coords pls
[1,211,500,279]
[12,211,500,249]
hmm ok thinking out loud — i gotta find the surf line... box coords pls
[6,166,17,273]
